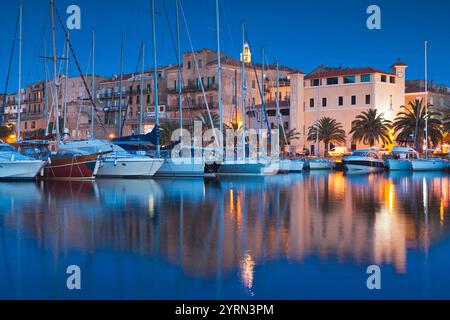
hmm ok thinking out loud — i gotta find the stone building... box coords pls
[290,61,408,154]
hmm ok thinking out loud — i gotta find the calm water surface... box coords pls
[1,172,450,300]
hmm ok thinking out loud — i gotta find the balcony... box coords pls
[167,83,218,94]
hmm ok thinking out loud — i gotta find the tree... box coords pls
[278,127,300,155]
[195,111,221,132]
[159,122,181,147]
[393,99,442,152]
[442,107,450,133]
[0,124,15,141]
[307,117,346,155]
[280,127,301,145]
[349,109,392,147]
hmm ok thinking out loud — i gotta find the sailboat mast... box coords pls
[91,30,95,138]
[44,40,49,135]
[139,43,145,135]
[261,47,265,131]
[216,0,223,135]
[241,22,246,157]
[118,33,124,137]
[424,40,428,158]
[63,31,69,135]
[176,0,183,139]
[276,60,281,149]
[17,4,23,142]
[50,0,60,150]
[151,0,160,155]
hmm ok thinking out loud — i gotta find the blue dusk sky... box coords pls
[0,0,449,93]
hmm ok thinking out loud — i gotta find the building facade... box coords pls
[165,48,297,130]
[290,61,407,154]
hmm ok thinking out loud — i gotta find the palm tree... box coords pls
[393,99,442,152]
[349,109,392,147]
[160,122,181,147]
[277,127,299,145]
[195,111,221,132]
[278,127,300,155]
[442,107,450,133]
[307,117,346,155]
[0,124,14,140]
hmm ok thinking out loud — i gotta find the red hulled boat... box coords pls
[17,139,105,180]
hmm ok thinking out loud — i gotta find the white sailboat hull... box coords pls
[216,160,279,176]
[155,158,205,178]
[0,160,46,180]
[97,157,164,178]
[385,159,413,171]
[411,159,447,171]
[278,159,304,173]
[309,159,335,170]
[345,164,384,173]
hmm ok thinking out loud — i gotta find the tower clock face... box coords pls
[397,72,404,78]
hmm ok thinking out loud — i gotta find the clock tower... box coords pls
[391,58,408,89]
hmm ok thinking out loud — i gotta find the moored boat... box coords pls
[308,158,335,170]
[216,158,279,176]
[410,158,447,171]
[60,139,164,178]
[342,149,385,173]
[278,159,304,173]
[385,147,418,171]
[0,142,46,180]
[17,140,104,180]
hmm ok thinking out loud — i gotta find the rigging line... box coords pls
[1,7,20,125]
[180,0,220,147]
[244,30,271,137]
[54,6,107,135]
[162,0,195,130]
[219,0,237,56]
[265,53,287,144]
[162,0,178,63]
[76,46,93,133]
[120,44,144,134]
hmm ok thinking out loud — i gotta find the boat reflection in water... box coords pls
[0,172,450,299]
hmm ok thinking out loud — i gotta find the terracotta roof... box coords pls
[305,66,395,80]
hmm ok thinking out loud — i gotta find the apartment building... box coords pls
[96,68,169,138]
[290,61,407,154]
[405,80,450,111]
[3,81,47,136]
[165,48,298,129]
[2,75,102,140]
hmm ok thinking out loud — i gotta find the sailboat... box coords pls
[60,34,164,178]
[214,3,277,176]
[149,0,204,178]
[411,41,446,172]
[0,141,46,180]
[17,1,105,180]
[273,60,304,174]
